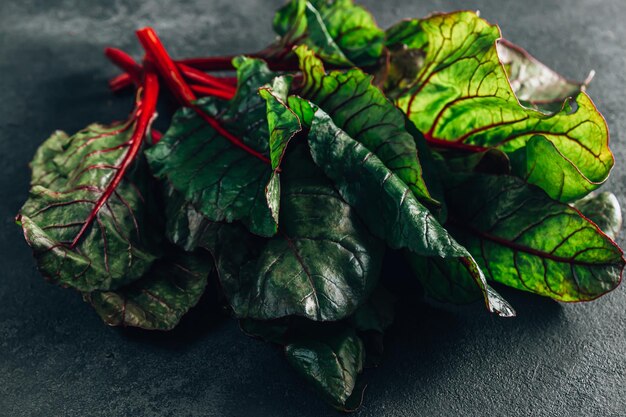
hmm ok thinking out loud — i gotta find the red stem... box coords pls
[109,65,238,93]
[136,27,270,165]
[177,63,237,94]
[423,132,488,152]
[104,47,143,85]
[191,85,235,100]
[109,73,133,92]
[70,68,160,249]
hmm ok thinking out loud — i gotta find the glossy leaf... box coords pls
[445,174,624,301]
[286,327,365,410]
[385,12,613,202]
[260,76,304,224]
[509,135,601,202]
[18,122,160,291]
[87,249,212,330]
[308,110,515,317]
[295,46,434,203]
[497,38,588,113]
[146,57,291,237]
[204,145,384,321]
[405,255,483,304]
[574,192,622,240]
[274,0,384,66]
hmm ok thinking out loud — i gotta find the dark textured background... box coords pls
[1,1,625,416]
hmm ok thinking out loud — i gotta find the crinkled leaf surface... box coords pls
[445,174,624,301]
[203,145,384,321]
[308,110,515,317]
[296,46,434,203]
[286,327,365,410]
[497,38,587,113]
[274,0,384,66]
[18,123,160,291]
[385,12,613,202]
[87,248,212,330]
[146,57,294,237]
[574,192,622,240]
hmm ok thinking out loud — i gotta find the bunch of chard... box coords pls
[16,0,624,410]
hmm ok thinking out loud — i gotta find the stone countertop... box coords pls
[1,1,624,416]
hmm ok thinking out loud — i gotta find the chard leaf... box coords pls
[405,255,483,304]
[350,284,395,334]
[259,76,304,224]
[18,122,160,292]
[295,46,434,204]
[574,192,622,240]
[308,110,515,317]
[274,0,384,66]
[146,57,296,237]
[203,145,384,321]
[87,249,212,330]
[509,135,601,202]
[497,38,588,113]
[385,12,613,202]
[285,327,365,410]
[445,174,625,301]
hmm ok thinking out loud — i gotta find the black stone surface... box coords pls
[1,1,625,416]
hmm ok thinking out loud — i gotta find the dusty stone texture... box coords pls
[0,0,624,416]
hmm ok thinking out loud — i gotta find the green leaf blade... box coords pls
[446,174,624,301]
[295,46,434,204]
[202,145,384,321]
[286,327,365,410]
[386,11,613,202]
[275,0,384,66]
[308,109,514,316]
[87,249,212,330]
[146,57,287,237]
[19,122,160,291]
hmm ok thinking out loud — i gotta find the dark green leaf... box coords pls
[145,57,292,237]
[385,12,613,202]
[308,109,515,316]
[286,327,365,410]
[204,145,384,321]
[87,249,212,330]
[574,192,622,240]
[274,0,384,66]
[445,174,624,301]
[295,46,434,204]
[18,122,160,291]
[350,285,395,333]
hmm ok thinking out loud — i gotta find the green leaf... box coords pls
[204,145,384,321]
[308,109,515,317]
[87,249,212,330]
[286,327,365,410]
[445,174,624,301]
[509,135,601,202]
[350,285,395,334]
[574,192,622,240]
[385,12,613,202]
[18,122,160,291]
[146,57,293,237]
[295,46,434,204]
[405,254,483,304]
[497,38,589,113]
[274,0,384,66]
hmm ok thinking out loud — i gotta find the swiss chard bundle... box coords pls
[16,1,624,410]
